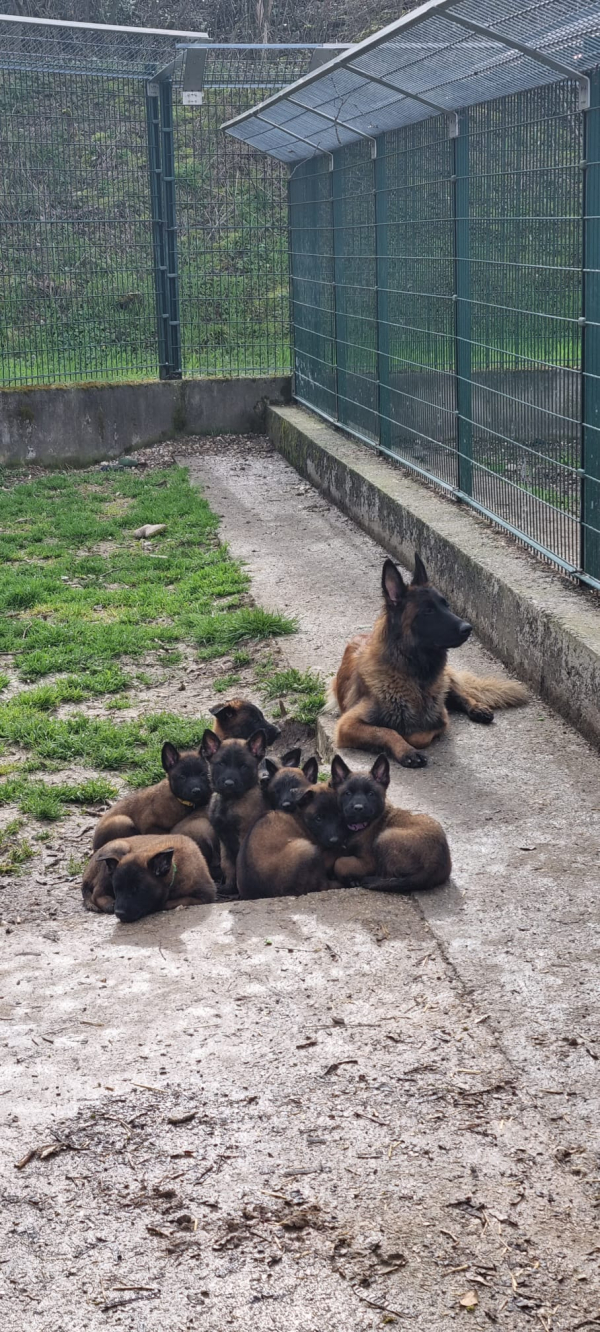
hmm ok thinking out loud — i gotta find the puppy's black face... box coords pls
[264,754,320,813]
[210,699,280,746]
[203,730,267,802]
[296,787,346,850]
[162,744,211,808]
[331,753,389,833]
[104,849,174,924]
[337,775,385,833]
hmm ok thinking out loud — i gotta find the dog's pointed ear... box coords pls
[302,756,319,784]
[95,855,120,876]
[247,729,267,761]
[330,754,351,788]
[259,758,278,788]
[96,840,129,867]
[209,702,235,721]
[201,729,221,759]
[161,741,180,774]
[296,788,315,810]
[281,747,301,768]
[411,553,429,586]
[382,558,407,606]
[370,754,390,789]
[148,848,175,878]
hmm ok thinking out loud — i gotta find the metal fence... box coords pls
[289,76,600,590]
[0,44,312,389]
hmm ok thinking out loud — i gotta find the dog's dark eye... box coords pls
[423,605,435,615]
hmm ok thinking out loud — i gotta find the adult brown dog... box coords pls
[332,555,528,767]
[93,743,212,851]
[82,834,216,921]
[331,753,451,891]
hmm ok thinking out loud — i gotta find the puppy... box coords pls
[260,748,319,812]
[93,742,211,851]
[82,834,216,921]
[202,729,268,892]
[210,698,280,745]
[331,753,451,891]
[237,783,347,900]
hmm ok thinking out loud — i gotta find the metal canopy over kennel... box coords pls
[224,0,600,591]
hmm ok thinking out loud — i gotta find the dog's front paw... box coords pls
[468,706,494,724]
[399,748,427,768]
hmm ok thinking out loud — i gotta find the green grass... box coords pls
[0,464,297,836]
[0,816,35,874]
[258,666,326,726]
[0,467,294,682]
[213,673,241,694]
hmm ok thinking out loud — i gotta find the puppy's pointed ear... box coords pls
[281,748,302,768]
[302,756,319,784]
[210,702,234,720]
[161,741,180,773]
[370,754,390,789]
[330,754,351,788]
[247,729,267,760]
[411,552,429,586]
[201,729,221,759]
[148,848,175,878]
[259,758,278,789]
[296,789,315,810]
[382,558,407,606]
[96,841,129,867]
[96,856,119,876]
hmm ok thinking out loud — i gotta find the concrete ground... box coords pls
[1,435,599,1331]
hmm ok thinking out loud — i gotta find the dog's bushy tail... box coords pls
[324,679,340,716]
[449,668,529,710]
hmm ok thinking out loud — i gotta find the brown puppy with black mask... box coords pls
[202,729,268,893]
[93,743,212,852]
[237,783,346,900]
[82,833,216,921]
[331,753,451,892]
[260,748,319,813]
[210,698,280,746]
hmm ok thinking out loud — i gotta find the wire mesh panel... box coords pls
[467,83,583,569]
[0,69,157,386]
[288,78,600,588]
[174,48,312,378]
[382,118,457,486]
[332,142,378,442]
[289,158,336,417]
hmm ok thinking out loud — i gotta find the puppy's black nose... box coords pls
[223,778,235,788]
[352,801,365,813]
[458,621,472,643]
[328,834,341,846]
[281,800,292,809]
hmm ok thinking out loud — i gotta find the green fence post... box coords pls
[582,69,600,582]
[374,137,390,453]
[453,111,472,495]
[159,78,182,379]
[331,151,344,425]
[146,83,170,380]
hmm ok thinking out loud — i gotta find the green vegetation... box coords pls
[0,464,293,859]
[0,817,35,874]
[213,673,242,694]
[258,665,326,726]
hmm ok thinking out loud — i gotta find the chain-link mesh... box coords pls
[289,78,600,589]
[0,44,313,388]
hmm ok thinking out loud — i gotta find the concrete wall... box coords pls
[0,376,292,467]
